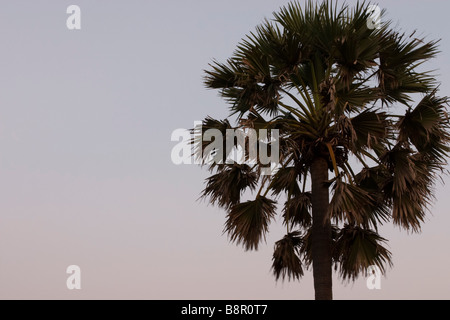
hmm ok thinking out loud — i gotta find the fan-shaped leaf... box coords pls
[201,164,258,209]
[333,225,392,281]
[270,166,301,196]
[225,196,277,251]
[398,94,450,161]
[329,176,389,229]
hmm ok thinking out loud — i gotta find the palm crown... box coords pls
[192,0,450,299]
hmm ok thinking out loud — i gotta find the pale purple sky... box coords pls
[0,0,449,299]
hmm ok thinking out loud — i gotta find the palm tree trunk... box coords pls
[310,157,333,300]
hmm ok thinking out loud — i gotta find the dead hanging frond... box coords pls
[272,231,304,281]
[282,192,312,228]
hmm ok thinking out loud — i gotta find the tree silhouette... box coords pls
[192,0,449,299]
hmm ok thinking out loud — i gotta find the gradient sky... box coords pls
[0,0,449,300]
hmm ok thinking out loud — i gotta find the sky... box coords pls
[0,0,449,300]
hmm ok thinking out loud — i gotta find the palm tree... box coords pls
[192,0,450,299]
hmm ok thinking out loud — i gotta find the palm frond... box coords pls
[377,30,439,104]
[272,231,304,281]
[350,109,389,152]
[282,192,312,228]
[398,93,450,161]
[191,117,233,167]
[380,146,431,231]
[224,196,277,250]
[301,225,340,268]
[333,225,392,281]
[269,166,301,196]
[201,164,258,209]
[329,176,389,229]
